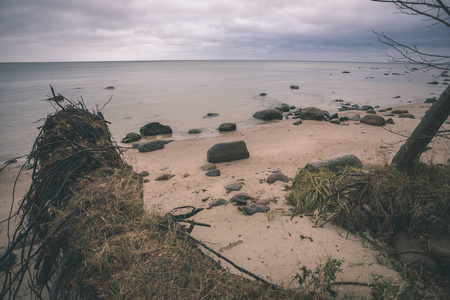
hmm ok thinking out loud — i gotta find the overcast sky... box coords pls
[0,0,449,62]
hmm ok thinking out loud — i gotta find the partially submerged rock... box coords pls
[253,109,283,121]
[140,122,172,136]
[121,132,142,143]
[360,115,385,126]
[218,123,237,132]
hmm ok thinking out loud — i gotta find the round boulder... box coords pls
[275,103,290,112]
[253,109,283,121]
[207,140,249,163]
[218,123,237,132]
[360,115,386,126]
[300,107,325,121]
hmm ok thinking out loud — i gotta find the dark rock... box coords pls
[341,122,349,126]
[204,113,219,118]
[275,103,291,112]
[138,140,165,152]
[382,113,395,117]
[290,85,299,89]
[205,169,221,177]
[259,93,267,96]
[140,122,172,136]
[207,140,249,163]
[290,106,296,110]
[300,107,325,121]
[329,113,339,120]
[267,171,289,184]
[385,118,395,124]
[427,81,439,85]
[391,109,408,114]
[342,71,350,73]
[308,154,363,171]
[293,120,303,125]
[393,96,401,99]
[253,109,283,121]
[0,252,16,271]
[399,113,415,119]
[330,119,340,124]
[132,142,146,149]
[201,163,217,171]
[339,116,349,122]
[357,105,374,111]
[234,199,248,206]
[351,104,360,109]
[230,193,253,202]
[349,115,360,121]
[218,123,237,132]
[238,204,270,215]
[139,171,150,177]
[105,86,115,90]
[188,129,202,134]
[208,198,229,209]
[121,132,142,143]
[224,183,243,192]
[425,97,437,104]
[366,109,376,114]
[378,109,387,112]
[360,115,385,126]
[386,107,393,111]
[155,173,174,181]
[143,179,150,183]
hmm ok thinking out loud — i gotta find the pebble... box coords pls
[205,169,221,177]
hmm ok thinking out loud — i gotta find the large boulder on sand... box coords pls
[253,109,283,121]
[138,140,165,152]
[308,155,363,171]
[207,140,249,163]
[300,107,325,121]
[139,122,172,136]
[218,123,237,132]
[360,115,385,126]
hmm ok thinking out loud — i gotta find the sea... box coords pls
[0,60,446,163]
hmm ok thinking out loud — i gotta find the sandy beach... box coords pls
[1,100,449,296]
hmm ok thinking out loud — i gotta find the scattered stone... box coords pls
[267,171,289,184]
[329,113,338,120]
[155,173,174,181]
[308,154,363,171]
[138,140,165,152]
[341,122,349,126]
[204,113,219,118]
[399,113,415,119]
[253,109,283,121]
[342,71,351,73]
[290,85,299,89]
[207,198,229,209]
[386,107,392,111]
[275,103,291,112]
[290,106,296,110]
[238,204,270,215]
[188,129,202,134]
[339,116,349,122]
[139,171,149,177]
[105,86,115,90]
[391,109,408,114]
[382,113,395,117]
[378,109,387,112]
[224,183,243,192]
[205,169,221,177]
[357,105,374,111]
[207,140,249,163]
[201,163,217,171]
[259,93,267,96]
[140,122,172,136]
[427,81,439,85]
[293,120,303,125]
[360,115,386,126]
[230,193,253,202]
[121,132,142,143]
[330,119,340,124]
[234,199,248,206]
[143,179,150,183]
[349,115,360,121]
[366,109,376,114]
[385,118,395,124]
[218,123,237,132]
[393,96,401,99]
[300,107,325,121]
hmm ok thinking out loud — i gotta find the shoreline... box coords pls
[1,100,449,296]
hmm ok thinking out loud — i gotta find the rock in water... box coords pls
[140,122,172,136]
[267,172,289,184]
[300,107,325,121]
[121,132,142,143]
[138,140,165,152]
[207,140,249,163]
[308,155,363,171]
[218,123,237,132]
[188,129,202,134]
[360,115,385,126]
[238,204,270,215]
[290,85,300,89]
[253,109,283,121]
[208,198,229,209]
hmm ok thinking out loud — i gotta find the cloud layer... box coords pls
[0,0,449,62]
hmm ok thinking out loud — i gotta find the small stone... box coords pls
[330,119,340,124]
[205,169,221,177]
[105,86,115,90]
[290,85,299,89]
[230,193,253,202]
[188,129,202,134]
[139,171,150,177]
[267,172,289,184]
[238,204,270,215]
[349,115,360,121]
[293,120,303,125]
[201,163,217,171]
[234,199,248,206]
[391,109,408,114]
[204,113,219,118]
[385,118,395,124]
[398,113,415,119]
[155,173,174,181]
[382,113,395,117]
[208,198,229,209]
[218,123,237,132]
[224,183,243,192]
[259,93,267,96]
[143,179,150,183]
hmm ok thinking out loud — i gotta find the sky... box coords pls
[0,0,449,63]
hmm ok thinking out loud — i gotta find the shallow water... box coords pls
[0,60,446,162]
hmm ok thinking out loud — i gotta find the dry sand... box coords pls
[1,101,448,297]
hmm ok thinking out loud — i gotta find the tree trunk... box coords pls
[392,85,450,171]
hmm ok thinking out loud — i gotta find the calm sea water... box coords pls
[0,60,446,162]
